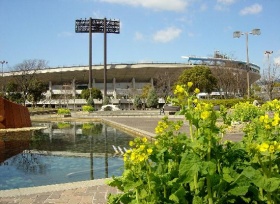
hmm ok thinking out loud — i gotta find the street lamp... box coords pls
[264,51,273,100]
[233,29,261,99]
[0,60,8,77]
[0,60,8,94]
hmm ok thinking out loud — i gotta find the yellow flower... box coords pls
[265,124,271,130]
[259,115,265,122]
[258,143,269,152]
[154,140,159,145]
[174,85,184,95]
[187,82,193,87]
[138,154,145,162]
[131,152,136,161]
[269,145,275,153]
[155,126,164,134]
[129,141,134,147]
[264,114,269,124]
[201,111,210,120]
[142,137,147,143]
[194,88,200,94]
[272,120,278,127]
[147,148,153,154]
[140,145,145,150]
[174,124,181,131]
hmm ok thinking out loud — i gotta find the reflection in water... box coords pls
[0,122,134,190]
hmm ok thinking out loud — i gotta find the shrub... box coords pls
[82,105,94,112]
[57,108,70,115]
[104,106,112,111]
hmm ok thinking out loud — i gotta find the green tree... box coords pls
[27,79,48,108]
[11,59,48,105]
[133,95,142,110]
[5,81,23,103]
[141,84,152,99]
[103,96,110,105]
[177,65,217,93]
[81,88,103,100]
[146,88,158,108]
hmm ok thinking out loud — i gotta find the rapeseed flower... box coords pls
[201,111,211,120]
[174,85,185,95]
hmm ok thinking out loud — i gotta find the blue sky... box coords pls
[0,0,279,73]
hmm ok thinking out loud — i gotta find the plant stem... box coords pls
[207,134,214,204]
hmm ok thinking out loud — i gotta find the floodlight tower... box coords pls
[233,28,261,99]
[75,18,120,97]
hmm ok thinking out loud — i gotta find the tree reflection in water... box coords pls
[0,122,133,190]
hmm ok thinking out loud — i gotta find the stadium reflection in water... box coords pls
[0,122,134,190]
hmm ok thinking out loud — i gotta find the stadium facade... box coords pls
[2,56,261,110]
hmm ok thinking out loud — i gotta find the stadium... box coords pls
[2,55,261,110]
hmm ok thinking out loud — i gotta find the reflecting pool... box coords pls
[0,121,134,190]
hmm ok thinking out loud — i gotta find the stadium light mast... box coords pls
[233,28,261,99]
[75,18,120,98]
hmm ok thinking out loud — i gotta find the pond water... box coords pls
[0,121,134,190]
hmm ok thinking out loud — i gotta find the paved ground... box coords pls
[0,113,243,204]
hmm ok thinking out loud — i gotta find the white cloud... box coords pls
[217,0,236,5]
[153,27,182,43]
[215,0,236,11]
[274,56,280,65]
[99,0,189,12]
[239,3,262,15]
[134,32,144,41]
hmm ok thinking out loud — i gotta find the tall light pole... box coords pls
[264,51,273,100]
[233,29,261,99]
[75,18,120,98]
[0,60,8,94]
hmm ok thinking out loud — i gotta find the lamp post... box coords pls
[233,29,261,99]
[264,51,273,100]
[0,60,8,94]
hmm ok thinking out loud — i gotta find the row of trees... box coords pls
[2,59,48,106]
[3,58,279,107]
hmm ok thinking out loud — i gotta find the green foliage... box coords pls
[177,65,217,93]
[146,88,158,108]
[27,79,48,107]
[141,84,152,99]
[104,106,112,111]
[133,95,142,109]
[87,97,95,106]
[57,122,71,129]
[103,96,110,105]
[108,83,280,204]
[82,105,94,112]
[81,88,103,100]
[82,123,103,136]
[229,102,264,122]
[57,108,71,115]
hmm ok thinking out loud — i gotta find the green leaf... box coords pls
[179,152,201,183]
[222,167,234,183]
[201,160,216,175]
[228,185,249,196]
[193,195,203,204]
[263,177,280,192]
[169,186,186,203]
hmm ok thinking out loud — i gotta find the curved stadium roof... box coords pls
[2,58,261,85]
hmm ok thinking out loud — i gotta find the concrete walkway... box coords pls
[0,114,243,203]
